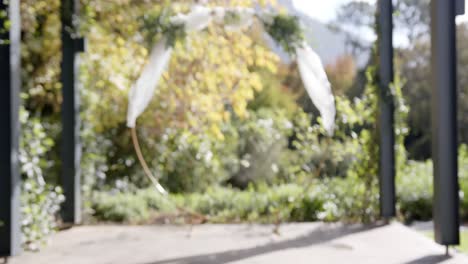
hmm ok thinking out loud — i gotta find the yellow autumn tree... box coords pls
[81,0,280,140]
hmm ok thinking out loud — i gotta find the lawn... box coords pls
[422,230,468,254]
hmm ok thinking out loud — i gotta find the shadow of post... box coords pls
[145,223,384,264]
[402,254,451,264]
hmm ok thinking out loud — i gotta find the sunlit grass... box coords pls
[422,230,468,254]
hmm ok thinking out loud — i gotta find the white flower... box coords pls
[204,151,213,163]
[240,159,250,168]
[258,118,273,129]
[283,120,293,129]
[271,163,279,173]
[317,211,327,220]
[24,182,32,191]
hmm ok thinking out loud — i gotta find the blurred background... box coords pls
[15,0,468,253]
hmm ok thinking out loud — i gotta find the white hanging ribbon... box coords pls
[127,38,172,128]
[296,43,336,135]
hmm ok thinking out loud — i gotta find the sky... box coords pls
[292,0,468,24]
[292,0,375,23]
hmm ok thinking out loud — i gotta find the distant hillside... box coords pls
[274,0,368,67]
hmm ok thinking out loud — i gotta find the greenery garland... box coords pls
[261,14,304,55]
[139,7,304,55]
[140,11,187,48]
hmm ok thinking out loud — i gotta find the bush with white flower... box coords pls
[19,109,65,251]
[228,108,294,188]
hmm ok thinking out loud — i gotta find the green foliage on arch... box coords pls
[138,6,305,55]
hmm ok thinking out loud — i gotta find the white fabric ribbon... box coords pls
[170,5,213,32]
[296,43,336,135]
[127,38,172,127]
[224,7,255,31]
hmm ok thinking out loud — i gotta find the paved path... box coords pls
[9,223,468,264]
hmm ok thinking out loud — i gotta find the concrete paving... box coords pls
[9,223,468,264]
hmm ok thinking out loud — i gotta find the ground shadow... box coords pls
[402,254,451,264]
[146,223,384,264]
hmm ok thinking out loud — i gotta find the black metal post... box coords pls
[378,0,396,218]
[431,0,460,246]
[456,0,465,16]
[0,0,21,257]
[60,0,82,224]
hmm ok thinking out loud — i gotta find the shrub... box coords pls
[90,184,325,224]
[397,160,433,222]
[90,177,389,224]
[148,128,237,193]
[182,184,325,223]
[458,145,468,219]
[20,109,64,251]
[228,108,293,188]
[136,189,176,212]
[396,148,468,223]
[92,192,150,223]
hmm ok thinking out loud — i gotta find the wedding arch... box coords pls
[126,4,337,194]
